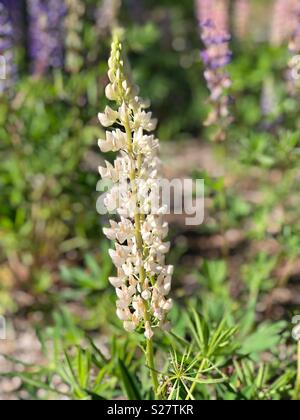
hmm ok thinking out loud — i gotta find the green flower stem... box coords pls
[146,335,160,399]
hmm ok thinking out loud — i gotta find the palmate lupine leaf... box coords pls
[162,310,238,399]
[188,309,210,353]
[188,309,238,358]
[159,309,238,399]
[239,321,287,356]
[162,345,227,400]
[221,358,295,400]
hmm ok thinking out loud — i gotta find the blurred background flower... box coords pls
[0,2,17,94]
[233,0,251,41]
[27,0,66,75]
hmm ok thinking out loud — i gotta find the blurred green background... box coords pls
[0,0,295,304]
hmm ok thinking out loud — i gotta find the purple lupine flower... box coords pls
[1,0,24,44]
[27,0,66,76]
[233,0,251,41]
[214,0,230,33]
[196,0,213,25]
[270,0,299,46]
[196,0,229,33]
[0,2,16,94]
[199,18,233,141]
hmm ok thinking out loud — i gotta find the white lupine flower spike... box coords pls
[98,35,173,348]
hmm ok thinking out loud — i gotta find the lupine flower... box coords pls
[96,0,121,36]
[27,0,66,75]
[98,36,173,340]
[196,0,229,33]
[196,0,212,26]
[270,0,287,46]
[1,0,23,44]
[214,0,229,33]
[64,0,85,73]
[199,19,233,141]
[233,0,251,41]
[270,0,299,46]
[287,4,300,95]
[0,2,16,94]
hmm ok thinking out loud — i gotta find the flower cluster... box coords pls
[199,19,232,141]
[287,4,300,95]
[196,0,229,33]
[270,0,299,46]
[1,0,23,44]
[195,0,212,24]
[0,2,16,95]
[214,0,229,33]
[27,0,66,75]
[65,0,85,73]
[98,36,173,340]
[233,0,251,41]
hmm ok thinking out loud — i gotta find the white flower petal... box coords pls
[109,277,123,288]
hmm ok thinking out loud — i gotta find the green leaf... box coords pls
[76,348,91,389]
[188,309,209,354]
[183,375,226,385]
[118,359,142,400]
[240,322,286,356]
[85,390,106,400]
